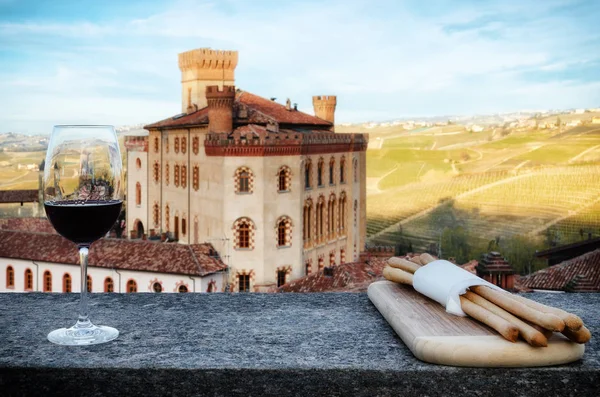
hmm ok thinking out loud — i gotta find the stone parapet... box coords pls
[0,293,598,396]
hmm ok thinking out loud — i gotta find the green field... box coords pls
[366,124,600,272]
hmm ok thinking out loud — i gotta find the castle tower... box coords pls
[312,95,337,131]
[178,48,238,113]
[206,85,236,133]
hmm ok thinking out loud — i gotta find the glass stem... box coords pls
[77,246,91,327]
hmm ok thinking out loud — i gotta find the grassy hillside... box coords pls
[366,124,600,272]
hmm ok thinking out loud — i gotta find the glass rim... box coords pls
[53,125,115,129]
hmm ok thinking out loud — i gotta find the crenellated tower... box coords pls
[312,95,337,131]
[178,48,238,113]
[206,85,236,133]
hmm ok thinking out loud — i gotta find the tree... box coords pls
[499,235,540,275]
[440,226,471,264]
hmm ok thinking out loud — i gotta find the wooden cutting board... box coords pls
[368,280,585,367]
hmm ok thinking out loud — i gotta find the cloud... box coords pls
[0,0,599,133]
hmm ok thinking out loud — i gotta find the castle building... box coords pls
[126,48,368,292]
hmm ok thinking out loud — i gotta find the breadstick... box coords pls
[383,266,414,286]
[387,257,421,274]
[419,253,436,265]
[561,325,591,344]
[408,256,423,265]
[383,266,519,343]
[459,296,519,342]
[524,320,553,340]
[471,286,565,332]
[500,292,583,331]
[463,291,547,347]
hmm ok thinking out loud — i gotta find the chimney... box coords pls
[178,48,238,113]
[312,95,337,131]
[206,85,236,133]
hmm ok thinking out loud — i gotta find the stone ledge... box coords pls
[1,293,598,396]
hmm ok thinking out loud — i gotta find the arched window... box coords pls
[166,136,169,153]
[153,162,160,183]
[339,192,347,234]
[303,199,313,244]
[87,275,92,293]
[277,270,287,288]
[174,137,180,154]
[340,156,346,184]
[329,157,335,185]
[193,165,199,191]
[104,277,114,293]
[329,252,336,267]
[165,204,170,231]
[153,202,160,227]
[174,164,180,187]
[192,136,199,155]
[233,217,255,249]
[276,216,292,247]
[63,273,72,293]
[353,158,358,183]
[207,280,217,293]
[318,257,324,271]
[328,194,336,238]
[178,285,188,293]
[135,182,141,206]
[238,274,250,292]
[316,196,325,241]
[340,249,346,264]
[304,159,312,189]
[24,268,33,291]
[153,137,159,153]
[152,282,162,293]
[181,136,187,154]
[354,200,358,227]
[278,166,291,192]
[136,157,142,169]
[6,266,14,288]
[127,279,137,293]
[182,218,187,236]
[43,271,52,292]
[239,222,250,248]
[181,165,187,189]
[317,158,324,186]
[165,162,170,185]
[235,167,253,194]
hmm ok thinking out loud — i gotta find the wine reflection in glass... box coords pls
[44,125,123,345]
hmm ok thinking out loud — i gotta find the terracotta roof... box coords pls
[477,252,516,274]
[145,90,331,130]
[0,230,226,277]
[237,91,331,126]
[278,257,391,293]
[0,218,56,234]
[517,249,600,292]
[0,190,38,203]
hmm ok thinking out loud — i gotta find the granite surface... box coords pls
[0,292,598,396]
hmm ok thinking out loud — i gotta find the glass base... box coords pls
[48,321,119,346]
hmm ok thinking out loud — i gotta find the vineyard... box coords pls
[366,125,600,264]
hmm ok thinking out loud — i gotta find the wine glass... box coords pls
[43,125,123,345]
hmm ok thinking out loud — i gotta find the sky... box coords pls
[1,0,599,134]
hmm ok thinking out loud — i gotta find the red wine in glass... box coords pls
[43,125,123,345]
[45,200,122,245]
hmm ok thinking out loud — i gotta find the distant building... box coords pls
[0,228,227,294]
[126,48,368,292]
[476,252,516,290]
[518,249,600,292]
[535,237,600,266]
[591,117,600,125]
